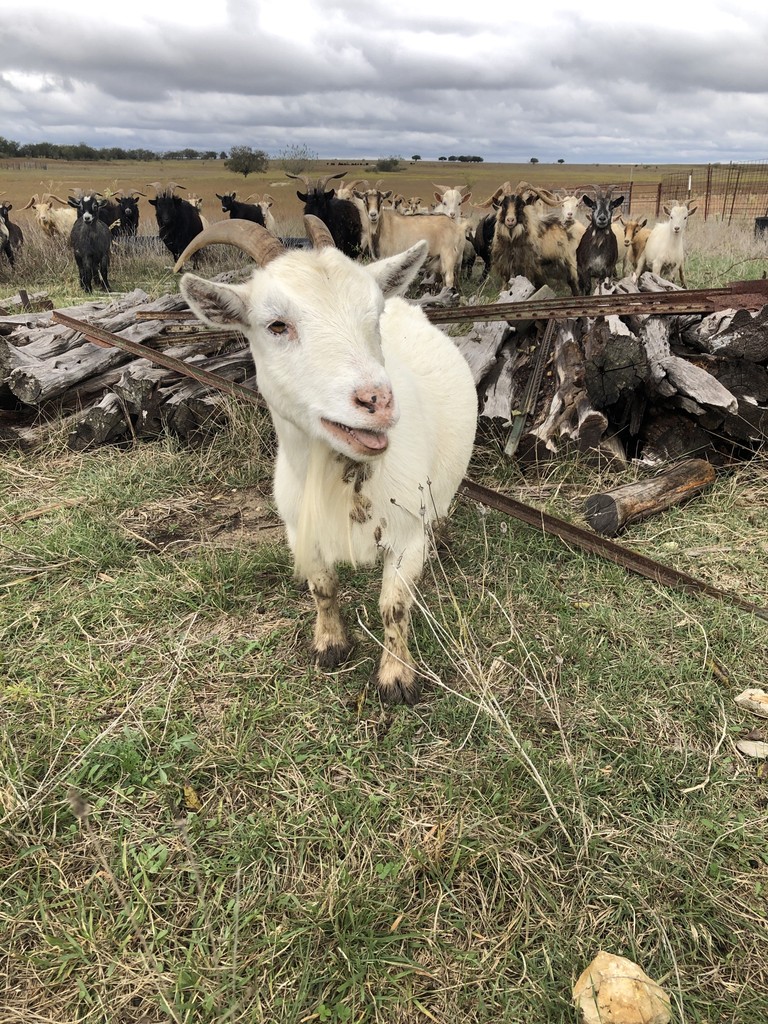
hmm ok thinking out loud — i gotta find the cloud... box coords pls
[1,1,767,163]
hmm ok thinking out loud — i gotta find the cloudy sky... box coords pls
[2,0,767,164]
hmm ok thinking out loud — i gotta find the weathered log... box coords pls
[583,315,650,408]
[455,279,537,386]
[640,409,717,462]
[693,304,768,361]
[159,352,256,436]
[583,457,717,536]
[67,393,129,451]
[529,321,611,454]
[7,315,182,404]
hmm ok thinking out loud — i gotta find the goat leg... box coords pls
[375,546,423,705]
[307,566,353,669]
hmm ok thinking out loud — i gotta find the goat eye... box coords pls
[267,320,289,336]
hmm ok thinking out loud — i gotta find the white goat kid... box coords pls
[175,216,477,704]
[634,200,697,286]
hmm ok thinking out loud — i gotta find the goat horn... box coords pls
[173,219,286,273]
[21,195,39,210]
[303,214,335,249]
[316,171,347,192]
[475,185,508,208]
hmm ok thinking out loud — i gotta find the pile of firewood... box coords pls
[454,274,768,465]
[1,273,768,464]
[0,287,256,450]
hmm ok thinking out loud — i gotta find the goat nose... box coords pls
[354,385,393,415]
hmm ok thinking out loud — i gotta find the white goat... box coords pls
[634,200,697,286]
[432,184,472,220]
[21,193,77,238]
[186,194,210,230]
[246,193,279,236]
[174,216,477,705]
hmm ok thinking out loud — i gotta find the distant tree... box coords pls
[219,151,227,160]
[411,154,422,162]
[448,155,458,162]
[278,142,318,176]
[438,156,447,161]
[375,156,401,172]
[0,136,20,157]
[530,157,539,164]
[558,158,565,164]
[225,145,269,178]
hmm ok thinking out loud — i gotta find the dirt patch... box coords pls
[119,484,284,553]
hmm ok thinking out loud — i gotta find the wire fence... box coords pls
[551,161,768,228]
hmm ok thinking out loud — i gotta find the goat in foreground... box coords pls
[174,216,477,704]
[68,193,112,292]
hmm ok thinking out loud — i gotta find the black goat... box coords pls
[215,192,265,226]
[0,202,23,267]
[288,171,362,259]
[147,184,203,263]
[98,192,142,237]
[68,194,112,292]
[471,212,497,280]
[576,187,625,295]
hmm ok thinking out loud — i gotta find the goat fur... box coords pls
[177,221,477,704]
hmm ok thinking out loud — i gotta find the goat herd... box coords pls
[1,174,697,299]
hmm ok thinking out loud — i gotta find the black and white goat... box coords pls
[484,181,580,294]
[575,187,625,294]
[68,193,112,292]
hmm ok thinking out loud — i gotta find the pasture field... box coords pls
[1,155,681,233]
[1,159,768,1023]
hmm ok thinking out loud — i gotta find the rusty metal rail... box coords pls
[134,279,768,326]
[425,279,768,325]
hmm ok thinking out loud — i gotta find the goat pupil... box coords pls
[269,321,288,335]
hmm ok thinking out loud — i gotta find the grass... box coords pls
[1,178,768,1022]
[1,410,767,1023]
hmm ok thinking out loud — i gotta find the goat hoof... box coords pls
[374,670,422,706]
[313,641,353,670]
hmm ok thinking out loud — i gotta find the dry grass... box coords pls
[1,404,767,1022]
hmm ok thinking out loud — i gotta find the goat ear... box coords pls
[610,196,625,209]
[367,241,429,297]
[180,274,251,331]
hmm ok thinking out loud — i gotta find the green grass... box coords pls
[1,402,767,1022]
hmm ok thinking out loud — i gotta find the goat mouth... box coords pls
[322,418,389,455]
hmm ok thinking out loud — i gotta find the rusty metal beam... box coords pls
[460,479,768,623]
[426,279,768,325]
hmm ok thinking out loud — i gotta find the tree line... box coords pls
[0,138,227,162]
